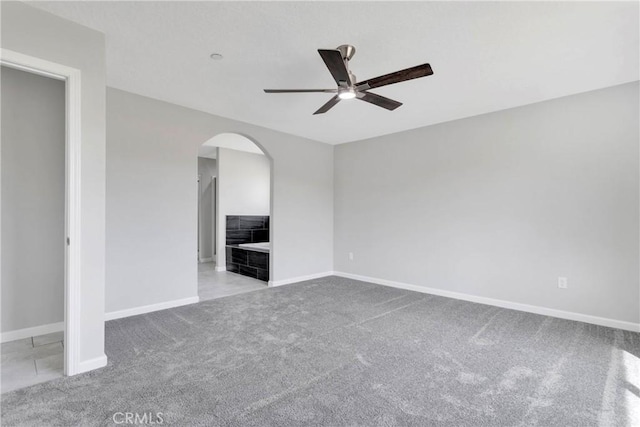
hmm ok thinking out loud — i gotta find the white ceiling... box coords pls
[32,1,639,145]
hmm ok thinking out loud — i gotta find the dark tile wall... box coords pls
[225,215,269,245]
[225,247,269,282]
[226,215,270,282]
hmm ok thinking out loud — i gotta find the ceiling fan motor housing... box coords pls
[337,44,356,61]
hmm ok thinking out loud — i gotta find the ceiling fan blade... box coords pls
[313,95,340,115]
[356,91,403,111]
[318,49,350,86]
[264,89,337,93]
[356,63,433,91]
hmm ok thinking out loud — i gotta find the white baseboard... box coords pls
[105,296,200,321]
[333,271,640,333]
[76,354,108,374]
[269,271,334,287]
[199,257,213,263]
[215,266,226,272]
[1,321,64,343]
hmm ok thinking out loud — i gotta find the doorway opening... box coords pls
[1,66,66,392]
[1,49,84,388]
[196,133,272,300]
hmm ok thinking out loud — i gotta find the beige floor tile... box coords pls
[1,359,37,394]
[32,332,64,347]
[198,262,266,301]
[2,342,63,366]
[2,370,62,394]
[35,353,64,376]
[1,338,33,355]
[1,338,64,394]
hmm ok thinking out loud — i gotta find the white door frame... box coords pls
[1,49,82,376]
[197,174,202,262]
[211,176,216,262]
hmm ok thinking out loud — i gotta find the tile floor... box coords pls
[198,262,267,301]
[1,331,64,394]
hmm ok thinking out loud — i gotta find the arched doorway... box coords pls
[196,133,273,300]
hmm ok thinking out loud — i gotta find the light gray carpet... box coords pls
[2,276,639,426]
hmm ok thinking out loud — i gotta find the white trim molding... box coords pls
[0,322,64,343]
[77,355,107,374]
[215,266,227,272]
[105,296,200,321]
[0,48,84,375]
[268,271,334,287]
[333,271,640,333]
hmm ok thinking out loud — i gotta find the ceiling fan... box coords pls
[264,44,433,115]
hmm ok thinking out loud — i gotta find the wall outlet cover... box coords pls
[558,277,568,289]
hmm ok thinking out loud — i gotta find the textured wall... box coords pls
[335,82,639,324]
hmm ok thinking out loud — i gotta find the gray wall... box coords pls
[216,148,270,268]
[198,157,217,260]
[334,82,639,324]
[1,66,65,333]
[1,2,106,364]
[106,88,333,313]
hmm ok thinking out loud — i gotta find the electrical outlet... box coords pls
[348,252,354,261]
[558,277,568,289]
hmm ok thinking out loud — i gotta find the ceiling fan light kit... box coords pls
[264,44,433,115]
[338,87,356,100]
